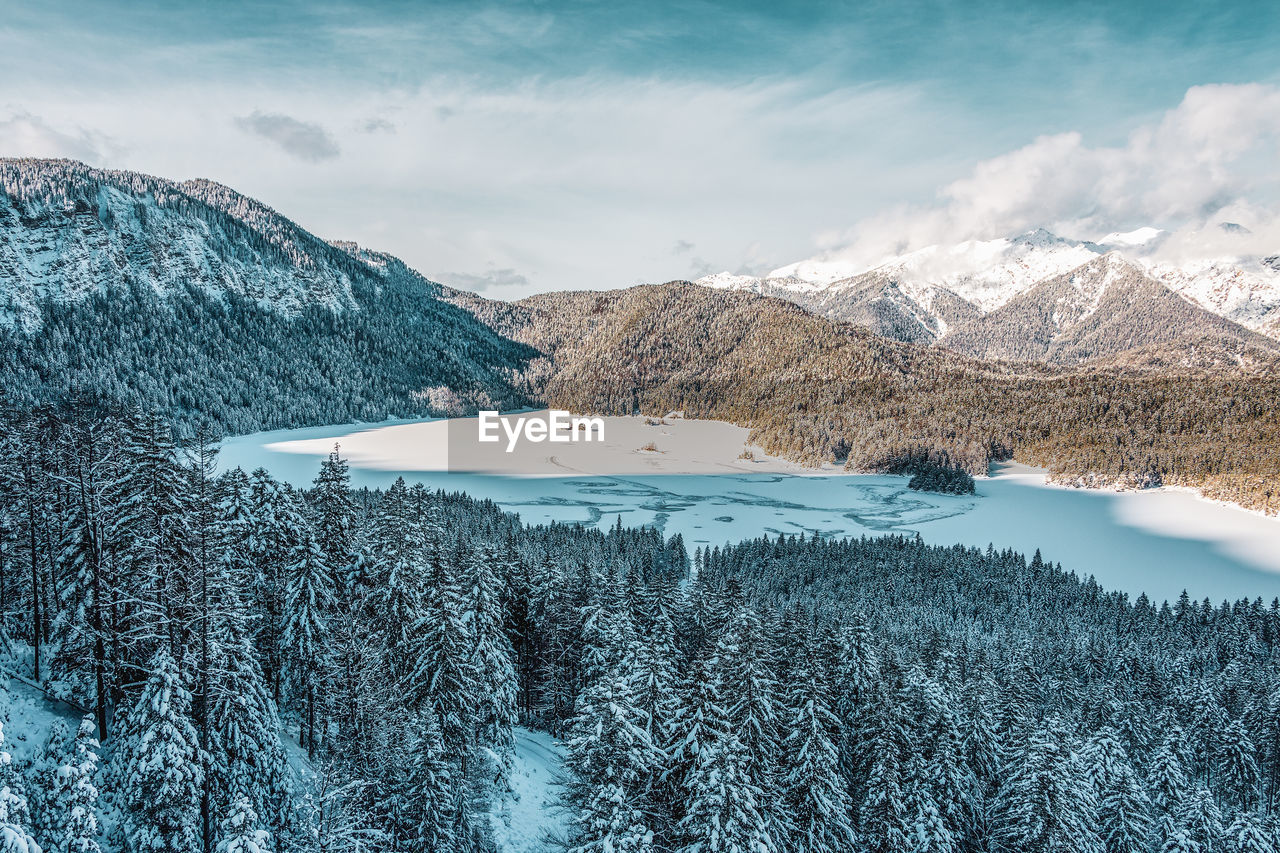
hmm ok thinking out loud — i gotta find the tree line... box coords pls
[4,402,1280,852]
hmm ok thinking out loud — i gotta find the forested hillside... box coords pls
[449,283,1280,514]
[0,159,537,434]
[3,403,1280,853]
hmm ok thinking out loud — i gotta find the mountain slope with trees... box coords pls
[0,159,537,434]
[448,282,1280,513]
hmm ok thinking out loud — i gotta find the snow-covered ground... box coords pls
[491,728,567,853]
[255,411,837,477]
[221,419,1280,604]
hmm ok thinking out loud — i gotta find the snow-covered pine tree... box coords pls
[1172,786,1224,851]
[676,725,776,853]
[466,543,517,778]
[405,546,478,763]
[246,469,310,704]
[366,479,425,680]
[309,445,356,595]
[564,663,662,853]
[991,718,1101,853]
[108,409,196,679]
[390,710,457,853]
[0,719,41,853]
[1218,719,1262,811]
[1222,811,1271,853]
[673,647,777,853]
[903,754,958,853]
[1148,728,1190,817]
[777,642,854,853]
[208,612,291,841]
[860,689,913,853]
[1083,726,1152,853]
[112,649,204,853]
[49,718,101,853]
[282,534,335,757]
[215,797,272,853]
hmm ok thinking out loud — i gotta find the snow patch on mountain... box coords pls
[699,226,1280,339]
[1098,227,1164,247]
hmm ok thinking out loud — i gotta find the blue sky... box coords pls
[2,0,1278,295]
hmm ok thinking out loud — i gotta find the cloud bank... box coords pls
[792,83,1280,275]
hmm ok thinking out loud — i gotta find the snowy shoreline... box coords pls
[258,413,1279,527]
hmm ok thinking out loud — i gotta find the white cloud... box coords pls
[795,83,1280,273]
[0,111,116,163]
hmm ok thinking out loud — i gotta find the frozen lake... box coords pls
[221,418,1280,604]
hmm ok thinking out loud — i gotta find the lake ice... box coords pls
[220,418,1280,605]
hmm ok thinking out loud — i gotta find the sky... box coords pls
[1,0,1278,298]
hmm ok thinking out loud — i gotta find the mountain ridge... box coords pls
[702,228,1280,360]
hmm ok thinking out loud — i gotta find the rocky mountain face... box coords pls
[0,159,372,329]
[701,228,1280,366]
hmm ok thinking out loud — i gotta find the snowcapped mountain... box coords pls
[0,159,382,330]
[700,227,1280,363]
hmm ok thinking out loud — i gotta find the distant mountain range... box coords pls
[699,228,1280,368]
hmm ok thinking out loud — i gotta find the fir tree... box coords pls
[0,720,41,853]
[51,718,101,853]
[215,797,272,853]
[282,534,335,757]
[112,649,204,853]
[992,720,1101,853]
[778,646,855,853]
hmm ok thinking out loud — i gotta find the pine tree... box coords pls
[1222,811,1270,853]
[992,720,1101,853]
[282,534,335,757]
[1172,787,1223,853]
[677,729,776,853]
[1149,730,1190,816]
[215,797,272,853]
[673,651,777,853]
[112,649,204,853]
[50,718,101,853]
[109,410,196,677]
[565,667,662,853]
[208,620,291,840]
[310,446,356,593]
[1218,720,1262,811]
[391,711,456,853]
[1083,727,1152,853]
[904,755,958,853]
[0,719,41,853]
[860,691,912,853]
[405,548,478,760]
[778,646,855,853]
[466,544,517,774]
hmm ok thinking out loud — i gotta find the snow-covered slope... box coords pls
[699,227,1280,356]
[0,158,367,329]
